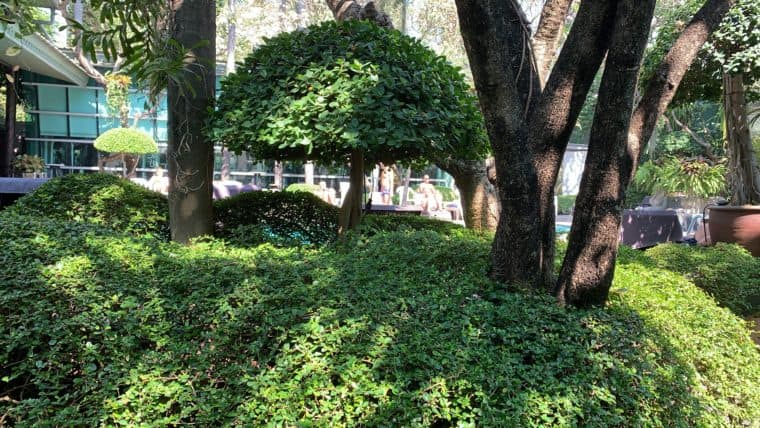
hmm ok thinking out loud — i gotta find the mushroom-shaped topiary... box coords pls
[95,128,158,178]
[210,20,488,232]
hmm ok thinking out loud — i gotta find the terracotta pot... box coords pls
[706,205,760,256]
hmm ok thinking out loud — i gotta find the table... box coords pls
[364,204,423,216]
[619,209,692,249]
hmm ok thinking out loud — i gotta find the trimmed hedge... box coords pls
[94,128,158,154]
[557,195,576,215]
[361,212,467,236]
[642,243,760,316]
[285,183,321,193]
[1,213,758,426]
[213,190,339,245]
[4,173,169,240]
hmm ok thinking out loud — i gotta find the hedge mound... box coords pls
[4,173,169,239]
[1,213,758,426]
[642,243,760,316]
[213,190,339,245]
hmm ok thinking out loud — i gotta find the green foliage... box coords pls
[213,190,340,245]
[0,213,758,426]
[4,173,169,239]
[94,128,158,155]
[284,183,321,193]
[632,157,727,198]
[12,154,44,173]
[557,195,576,215]
[103,73,131,118]
[210,20,488,166]
[643,243,760,316]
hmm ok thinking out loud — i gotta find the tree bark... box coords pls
[167,0,216,244]
[724,73,760,205]
[326,0,394,28]
[532,0,574,86]
[338,148,365,234]
[455,0,541,288]
[529,0,617,288]
[437,157,499,230]
[556,0,655,307]
[1,68,17,178]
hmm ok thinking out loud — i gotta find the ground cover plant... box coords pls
[1,208,758,426]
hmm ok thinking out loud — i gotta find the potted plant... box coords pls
[631,156,727,211]
[12,154,45,178]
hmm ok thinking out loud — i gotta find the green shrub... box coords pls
[94,128,158,154]
[285,183,321,194]
[641,243,760,316]
[557,195,576,215]
[213,190,339,245]
[361,213,466,236]
[1,214,758,426]
[435,185,457,202]
[4,173,169,239]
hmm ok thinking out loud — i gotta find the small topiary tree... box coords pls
[210,20,488,233]
[94,128,158,178]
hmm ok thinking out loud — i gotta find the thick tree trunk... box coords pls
[530,0,617,288]
[531,0,573,86]
[455,0,541,288]
[437,158,499,230]
[167,0,216,244]
[556,0,655,307]
[1,68,17,178]
[338,148,365,234]
[724,73,760,205]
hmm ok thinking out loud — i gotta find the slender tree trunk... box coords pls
[556,0,655,307]
[532,0,574,86]
[1,67,17,177]
[221,0,237,182]
[274,161,283,189]
[724,73,760,205]
[167,0,216,243]
[530,0,617,288]
[338,148,365,234]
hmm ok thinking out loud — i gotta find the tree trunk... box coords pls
[338,148,365,234]
[437,157,499,230]
[455,0,542,288]
[530,0,617,288]
[556,0,655,307]
[724,73,760,205]
[221,0,237,182]
[1,67,17,178]
[167,0,216,244]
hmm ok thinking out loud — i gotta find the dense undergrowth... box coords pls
[1,175,759,426]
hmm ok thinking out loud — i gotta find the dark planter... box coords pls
[706,205,760,256]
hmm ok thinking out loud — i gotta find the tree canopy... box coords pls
[210,19,488,166]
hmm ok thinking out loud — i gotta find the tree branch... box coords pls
[670,111,717,160]
[531,0,574,86]
[628,0,734,163]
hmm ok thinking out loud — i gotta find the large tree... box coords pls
[452,0,735,306]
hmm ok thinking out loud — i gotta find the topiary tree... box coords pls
[94,128,158,178]
[210,20,488,233]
